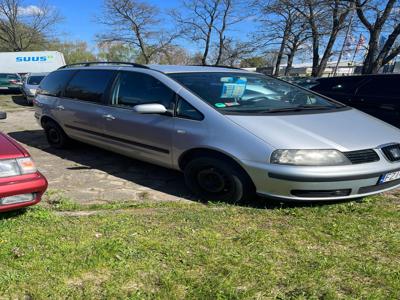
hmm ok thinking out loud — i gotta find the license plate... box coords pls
[0,87,8,90]
[379,171,400,184]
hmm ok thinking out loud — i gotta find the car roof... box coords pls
[147,65,249,74]
[58,63,250,74]
[317,74,400,81]
[27,72,49,76]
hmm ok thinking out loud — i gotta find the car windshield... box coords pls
[27,76,45,85]
[169,72,343,114]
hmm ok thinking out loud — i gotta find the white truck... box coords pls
[0,51,65,74]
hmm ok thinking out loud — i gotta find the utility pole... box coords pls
[333,9,355,76]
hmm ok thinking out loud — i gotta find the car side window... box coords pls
[111,71,175,109]
[64,70,115,103]
[176,97,204,121]
[38,70,76,97]
[314,77,364,94]
[358,77,400,97]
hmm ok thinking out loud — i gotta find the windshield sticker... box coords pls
[220,77,233,83]
[220,77,247,99]
[215,103,227,108]
[225,102,240,107]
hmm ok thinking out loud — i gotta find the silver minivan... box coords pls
[34,63,400,202]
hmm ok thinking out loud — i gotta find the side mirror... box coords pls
[0,112,7,120]
[133,103,167,114]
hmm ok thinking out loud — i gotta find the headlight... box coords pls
[0,158,37,178]
[28,89,37,95]
[270,149,351,166]
[0,159,20,177]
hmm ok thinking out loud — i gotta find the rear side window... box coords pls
[65,70,115,103]
[313,77,364,93]
[358,77,400,97]
[27,76,45,85]
[0,73,18,79]
[111,71,175,109]
[38,70,76,97]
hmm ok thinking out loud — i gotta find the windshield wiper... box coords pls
[263,105,335,113]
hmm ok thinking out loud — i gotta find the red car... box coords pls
[0,112,47,212]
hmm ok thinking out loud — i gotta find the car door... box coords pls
[57,69,117,147]
[102,71,175,168]
[353,76,400,127]
[312,77,365,105]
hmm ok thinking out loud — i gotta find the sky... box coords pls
[25,0,254,52]
[43,0,181,44]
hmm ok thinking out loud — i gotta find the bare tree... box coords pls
[97,0,178,64]
[354,0,400,74]
[254,0,301,76]
[284,21,310,75]
[0,0,61,51]
[211,38,254,66]
[290,0,353,77]
[151,45,194,65]
[173,0,248,65]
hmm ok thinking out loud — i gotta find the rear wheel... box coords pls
[43,120,70,149]
[184,156,255,203]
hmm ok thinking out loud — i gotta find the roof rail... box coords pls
[189,64,243,70]
[58,61,149,70]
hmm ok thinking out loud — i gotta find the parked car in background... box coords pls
[0,73,22,93]
[21,73,48,105]
[311,74,400,128]
[0,112,47,212]
[280,76,319,89]
[34,63,400,202]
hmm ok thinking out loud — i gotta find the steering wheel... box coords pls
[286,91,311,105]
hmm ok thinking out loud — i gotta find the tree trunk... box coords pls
[362,30,380,74]
[285,50,295,76]
[315,28,340,77]
[274,22,291,76]
[310,25,320,77]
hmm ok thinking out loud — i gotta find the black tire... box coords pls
[184,156,255,203]
[43,120,70,149]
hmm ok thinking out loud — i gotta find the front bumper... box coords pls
[242,157,400,201]
[0,172,48,212]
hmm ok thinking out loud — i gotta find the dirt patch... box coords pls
[1,108,194,204]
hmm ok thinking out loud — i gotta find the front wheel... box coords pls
[184,157,255,203]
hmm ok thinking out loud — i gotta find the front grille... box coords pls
[381,144,400,162]
[343,149,380,164]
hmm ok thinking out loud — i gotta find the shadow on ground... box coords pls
[11,95,30,107]
[8,129,359,210]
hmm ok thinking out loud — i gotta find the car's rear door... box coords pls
[57,69,117,146]
[101,71,175,168]
[353,76,400,127]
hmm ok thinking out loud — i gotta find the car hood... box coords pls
[0,133,25,159]
[226,108,400,151]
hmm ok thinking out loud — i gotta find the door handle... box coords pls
[56,105,64,110]
[102,114,116,120]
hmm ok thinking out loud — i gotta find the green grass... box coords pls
[0,195,399,299]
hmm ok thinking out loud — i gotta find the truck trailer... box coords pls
[0,51,65,74]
